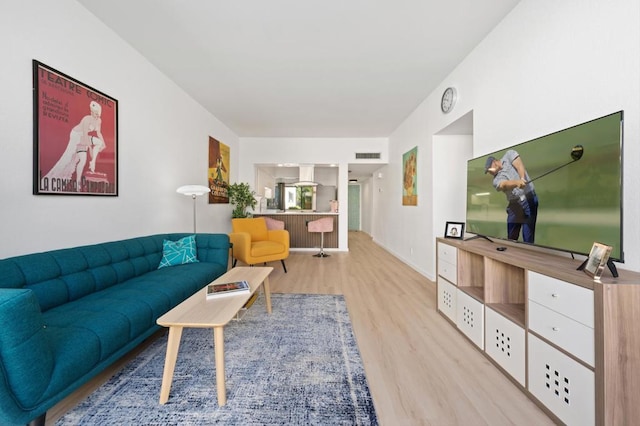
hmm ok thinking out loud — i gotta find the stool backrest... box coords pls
[308,217,333,233]
[264,217,285,230]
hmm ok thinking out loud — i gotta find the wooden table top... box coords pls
[157,266,273,328]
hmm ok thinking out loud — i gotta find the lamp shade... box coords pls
[176,185,211,196]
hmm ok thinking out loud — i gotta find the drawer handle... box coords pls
[552,327,560,332]
[551,293,559,298]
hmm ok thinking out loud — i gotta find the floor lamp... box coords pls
[176,185,211,233]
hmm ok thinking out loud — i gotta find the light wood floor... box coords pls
[48,231,554,425]
[270,231,554,426]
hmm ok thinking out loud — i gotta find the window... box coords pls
[284,186,315,210]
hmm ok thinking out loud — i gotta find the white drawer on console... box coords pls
[485,307,525,386]
[456,290,484,350]
[437,276,457,323]
[528,271,593,328]
[529,300,594,367]
[437,243,457,267]
[438,258,457,285]
[528,334,595,426]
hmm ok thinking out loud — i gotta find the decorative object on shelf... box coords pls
[444,221,465,239]
[227,182,257,218]
[579,242,614,280]
[402,146,417,206]
[440,86,457,114]
[176,185,211,232]
[33,60,119,196]
[208,136,230,204]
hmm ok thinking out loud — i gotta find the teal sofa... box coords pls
[0,233,229,426]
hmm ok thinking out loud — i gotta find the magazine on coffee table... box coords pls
[206,280,250,299]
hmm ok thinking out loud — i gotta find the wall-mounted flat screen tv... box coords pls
[465,111,623,261]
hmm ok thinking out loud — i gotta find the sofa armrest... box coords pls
[0,289,53,423]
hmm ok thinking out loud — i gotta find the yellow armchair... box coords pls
[229,218,290,273]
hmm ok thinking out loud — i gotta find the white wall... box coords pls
[2,0,637,279]
[238,137,388,250]
[0,1,239,258]
[378,0,640,278]
[432,134,473,239]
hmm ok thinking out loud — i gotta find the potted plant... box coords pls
[227,182,257,218]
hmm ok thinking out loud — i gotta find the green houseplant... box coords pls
[227,182,257,218]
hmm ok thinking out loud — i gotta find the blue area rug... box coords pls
[56,294,378,425]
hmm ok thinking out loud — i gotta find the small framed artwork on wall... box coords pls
[402,146,417,206]
[444,221,465,239]
[208,136,230,204]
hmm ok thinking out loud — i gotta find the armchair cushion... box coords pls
[252,241,286,258]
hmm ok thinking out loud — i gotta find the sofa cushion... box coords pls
[42,261,227,359]
[158,235,199,269]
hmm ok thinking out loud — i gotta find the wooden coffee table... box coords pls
[156,266,273,406]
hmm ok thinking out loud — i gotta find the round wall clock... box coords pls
[441,87,457,114]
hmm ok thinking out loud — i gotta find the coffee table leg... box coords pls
[159,326,183,404]
[213,326,226,405]
[263,276,272,314]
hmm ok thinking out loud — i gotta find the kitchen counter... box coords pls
[254,213,338,249]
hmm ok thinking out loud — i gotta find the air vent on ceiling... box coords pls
[355,152,381,159]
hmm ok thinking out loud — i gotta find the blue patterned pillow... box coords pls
[158,235,199,269]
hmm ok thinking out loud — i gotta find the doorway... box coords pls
[348,184,361,230]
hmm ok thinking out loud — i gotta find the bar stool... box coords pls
[307,217,333,257]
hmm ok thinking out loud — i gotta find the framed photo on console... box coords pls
[444,221,465,239]
[582,242,613,280]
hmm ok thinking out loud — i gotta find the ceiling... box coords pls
[76,0,519,139]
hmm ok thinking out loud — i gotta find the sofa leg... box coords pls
[281,259,288,273]
[28,413,46,426]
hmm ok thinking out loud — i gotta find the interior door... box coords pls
[348,184,360,230]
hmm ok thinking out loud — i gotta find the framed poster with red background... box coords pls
[33,60,118,196]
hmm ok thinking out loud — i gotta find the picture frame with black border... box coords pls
[33,60,118,196]
[582,242,613,280]
[444,221,465,239]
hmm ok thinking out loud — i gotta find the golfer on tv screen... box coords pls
[485,150,538,243]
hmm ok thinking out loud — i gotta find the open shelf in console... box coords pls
[484,258,525,327]
[457,250,485,302]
